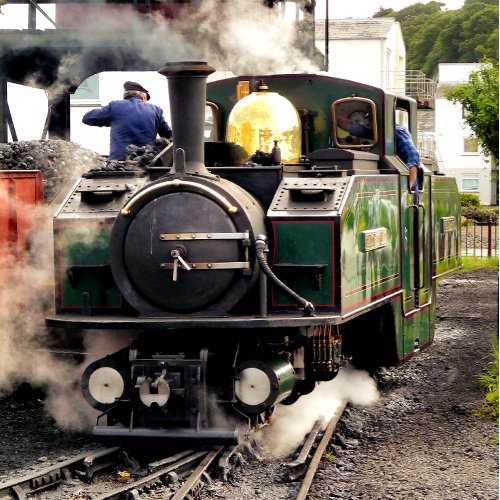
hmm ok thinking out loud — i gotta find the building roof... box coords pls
[315,18,397,41]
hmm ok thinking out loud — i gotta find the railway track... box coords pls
[0,447,123,499]
[0,402,347,499]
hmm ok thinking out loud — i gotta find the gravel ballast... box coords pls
[313,269,499,500]
[200,269,499,500]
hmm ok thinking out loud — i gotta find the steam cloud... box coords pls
[256,368,379,458]
[170,0,317,74]
[0,201,92,428]
[39,0,317,97]
[0,183,134,431]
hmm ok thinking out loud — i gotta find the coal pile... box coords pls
[0,140,106,203]
[0,138,172,203]
[86,138,172,175]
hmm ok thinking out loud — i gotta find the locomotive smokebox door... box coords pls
[109,176,266,316]
[120,190,238,311]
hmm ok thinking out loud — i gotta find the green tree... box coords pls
[460,193,481,207]
[374,2,443,22]
[460,5,499,62]
[373,7,396,17]
[374,0,499,76]
[445,63,499,165]
[410,16,445,71]
[422,10,463,75]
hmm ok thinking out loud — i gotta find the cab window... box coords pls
[332,98,378,148]
[204,102,220,141]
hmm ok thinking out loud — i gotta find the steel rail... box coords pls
[170,446,224,500]
[0,447,121,499]
[295,401,347,500]
[286,416,325,481]
[93,448,217,500]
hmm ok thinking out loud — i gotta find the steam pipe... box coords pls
[255,235,315,317]
[158,62,215,176]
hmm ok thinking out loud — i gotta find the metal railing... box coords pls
[417,131,436,163]
[404,70,437,101]
[462,217,498,257]
[387,70,436,108]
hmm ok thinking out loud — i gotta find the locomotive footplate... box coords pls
[45,312,349,330]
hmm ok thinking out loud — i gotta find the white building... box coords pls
[435,63,495,206]
[315,18,406,93]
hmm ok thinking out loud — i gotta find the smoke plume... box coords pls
[256,367,379,458]
[38,0,317,98]
[0,152,135,431]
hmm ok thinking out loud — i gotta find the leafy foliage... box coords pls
[373,0,499,76]
[445,63,499,165]
[461,206,498,223]
[475,334,499,423]
[460,193,481,207]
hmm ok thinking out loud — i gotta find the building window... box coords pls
[463,137,479,154]
[462,175,479,192]
[71,74,100,105]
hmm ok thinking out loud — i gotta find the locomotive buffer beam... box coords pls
[91,426,239,442]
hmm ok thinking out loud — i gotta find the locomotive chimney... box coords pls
[158,61,215,176]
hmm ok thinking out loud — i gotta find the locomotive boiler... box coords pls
[46,61,461,441]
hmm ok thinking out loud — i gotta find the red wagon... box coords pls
[0,170,44,261]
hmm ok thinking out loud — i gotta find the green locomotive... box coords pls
[46,62,461,440]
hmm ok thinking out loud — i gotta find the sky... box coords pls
[0,0,467,29]
[0,4,56,29]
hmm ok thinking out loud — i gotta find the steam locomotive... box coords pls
[45,61,461,441]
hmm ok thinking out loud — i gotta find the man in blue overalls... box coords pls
[337,111,421,191]
[82,81,172,160]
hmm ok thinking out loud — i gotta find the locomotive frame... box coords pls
[40,61,461,441]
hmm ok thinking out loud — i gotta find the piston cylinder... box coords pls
[234,356,295,414]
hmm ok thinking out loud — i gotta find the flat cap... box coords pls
[123,81,150,100]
